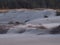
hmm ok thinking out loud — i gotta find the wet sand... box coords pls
[0,34,60,45]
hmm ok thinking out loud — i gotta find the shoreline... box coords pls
[0,8,60,13]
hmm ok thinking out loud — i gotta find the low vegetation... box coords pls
[0,0,60,9]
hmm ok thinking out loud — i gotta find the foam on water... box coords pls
[7,23,60,34]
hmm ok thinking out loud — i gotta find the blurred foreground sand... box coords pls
[0,34,60,45]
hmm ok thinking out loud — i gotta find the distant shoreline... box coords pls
[0,8,60,13]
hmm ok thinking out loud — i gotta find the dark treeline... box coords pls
[0,0,60,9]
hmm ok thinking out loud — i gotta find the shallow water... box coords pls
[0,9,60,45]
[0,9,56,24]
